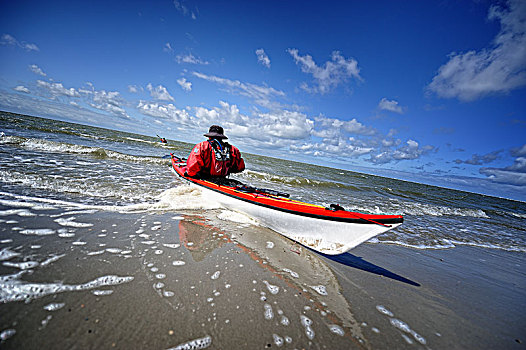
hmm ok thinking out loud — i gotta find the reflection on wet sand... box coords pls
[195,213,367,346]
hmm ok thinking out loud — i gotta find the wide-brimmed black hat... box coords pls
[204,125,228,139]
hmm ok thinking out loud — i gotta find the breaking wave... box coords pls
[2,135,168,165]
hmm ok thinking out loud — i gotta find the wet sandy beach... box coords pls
[2,205,524,349]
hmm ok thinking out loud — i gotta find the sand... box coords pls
[1,208,525,349]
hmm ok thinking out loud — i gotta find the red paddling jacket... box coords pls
[186,139,245,178]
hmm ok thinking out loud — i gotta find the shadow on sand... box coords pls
[320,252,421,287]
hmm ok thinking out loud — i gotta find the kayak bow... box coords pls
[170,155,403,255]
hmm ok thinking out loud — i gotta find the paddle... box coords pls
[162,153,187,161]
[234,185,290,198]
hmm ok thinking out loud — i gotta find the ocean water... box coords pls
[1,111,525,254]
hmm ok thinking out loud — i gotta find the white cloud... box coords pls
[137,101,192,125]
[287,49,362,94]
[29,64,46,77]
[454,150,502,165]
[428,0,526,101]
[479,144,526,186]
[37,80,80,98]
[0,91,139,130]
[290,138,374,159]
[173,0,197,19]
[147,83,175,101]
[192,101,312,141]
[1,34,39,51]
[378,98,404,114]
[369,139,435,164]
[13,86,30,93]
[256,48,271,68]
[175,53,209,65]
[313,116,375,137]
[177,78,192,92]
[79,86,128,118]
[163,43,174,53]
[192,72,285,109]
[128,85,140,93]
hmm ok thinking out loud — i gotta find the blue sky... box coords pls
[1,0,525,201]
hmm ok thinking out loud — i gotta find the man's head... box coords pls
[204,125,228,139]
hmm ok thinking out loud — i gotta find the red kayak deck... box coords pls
[171,156,403,226]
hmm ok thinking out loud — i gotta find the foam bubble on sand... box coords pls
[217,210,259,225]
[310,285,328,296]
[0,209,35,217]
[266,241,274,249]
[263,280,279,295]
[50,210,97,218]
[211,271,220,280]
[41,254,65,266]
[300,315,315,340]
[273,334,284,346]
[72,241,86,246]
[264,304,274,320]
[58,232,75,238]
[19,228,56,236]
[282,268,299,278]
[1,239,14,244]
[280,316,290,326]
[163,243,180,249]
[167,335,212,350]
[151,225,162,231]
[43,302,65,311]
[3,261,39,270]
[106,248,122,254]
[172,216,184,220]
[376,305,394,317]
[141,240,156,245]
[0,329,16,341]
[0,248,20,261]
[390,318,426,345]
[54,217,93,228]
[172,261,186,266]
[87,250,105,256]
[329,324,344,336]
[92,290,114,296]
[0,274,134,303]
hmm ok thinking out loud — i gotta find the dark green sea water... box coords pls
[1,111,525,252]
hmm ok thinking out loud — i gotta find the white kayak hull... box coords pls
[197,184,401,255]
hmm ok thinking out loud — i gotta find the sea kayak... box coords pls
[170,155,403,255]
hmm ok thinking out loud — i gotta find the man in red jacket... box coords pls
[185,125,245,179]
